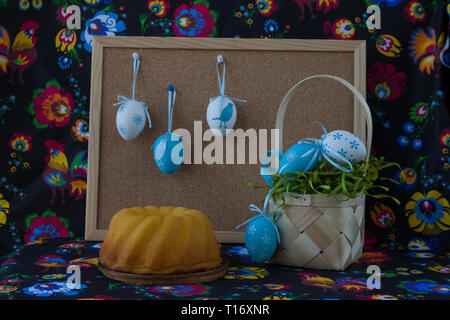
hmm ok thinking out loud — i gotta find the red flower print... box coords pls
[173,1,216,37]
[368,62,406,101]
[24,210,73,244]
[439,129,450,147]
[370,203,396,229]
[30,81,73,128]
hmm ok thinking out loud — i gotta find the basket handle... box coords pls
[275,75,373,164]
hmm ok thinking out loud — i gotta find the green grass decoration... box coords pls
[249,156,401,208]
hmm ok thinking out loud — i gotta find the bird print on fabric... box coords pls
[0,20,39,84]
[42,139,88,205]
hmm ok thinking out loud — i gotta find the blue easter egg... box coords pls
[152,132,184,175]
[245,215,278,263]
[279,142,321,174]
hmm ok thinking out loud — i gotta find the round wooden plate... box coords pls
[98,259,229,285]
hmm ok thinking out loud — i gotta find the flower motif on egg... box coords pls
[322,130,367,164]
[115,100,149,141]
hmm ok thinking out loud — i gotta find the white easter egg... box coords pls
[116,100,147,141]
[206,96,237,136]
[322,130,367,164]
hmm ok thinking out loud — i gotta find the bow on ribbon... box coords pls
[261,122,353,186]
[113,95,152,128]
[235,189,281,244]
[113,52,152,128]
[213,55,247,105]
[299,122,353,173]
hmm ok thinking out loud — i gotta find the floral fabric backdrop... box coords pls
[0,0,449,258]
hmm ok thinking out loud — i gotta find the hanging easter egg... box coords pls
[322,130,366,164]
[116,100,149,141]
[245,215,279,263]
[153,132,184,175]
[152,85,183,175]
[278,142,322,174]
[206,55,246,136]
[206,96,237,136]
[114,52,151,141]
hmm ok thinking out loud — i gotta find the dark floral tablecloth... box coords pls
[0,238,449,300]
[0,0,449,302]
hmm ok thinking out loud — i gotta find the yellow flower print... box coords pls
[224,266,268,280]
[55,28,77,53]
[263,295,291,300]
[0,285,17,294]
[0,193,10,225]
[427,266,450,274]
[405,190,450,235]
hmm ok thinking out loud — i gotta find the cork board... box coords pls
[85,37,366,242]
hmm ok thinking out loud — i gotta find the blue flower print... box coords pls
[370,0,402,8]
[349,140,360,150]
[133,114,144,126]
[118,126,127,136]
[81,11,126,52]
[227,246,249,256]
[23,282,86,297]
[264,19,279,33]
[332,132,343,140]
[57,56,72,70]
[338,148,348,157]
[118,104,127,113]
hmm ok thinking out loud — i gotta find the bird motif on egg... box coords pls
[206,55,246,136]
[206,97,237,136]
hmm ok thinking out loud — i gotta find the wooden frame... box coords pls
[85,36,366,242]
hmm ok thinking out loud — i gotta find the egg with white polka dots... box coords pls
[322,130,367,164]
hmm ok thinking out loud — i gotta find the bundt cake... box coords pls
[99,206,223,275]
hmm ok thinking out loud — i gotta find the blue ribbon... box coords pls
[168,85,176,133]
[113,52,152,128]
[298,122,353,173]
[235,189,281,244]
[214,55,247,105]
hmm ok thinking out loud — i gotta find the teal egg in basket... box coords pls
[278,141,322,174]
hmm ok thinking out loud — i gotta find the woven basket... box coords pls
[268,75,373,271]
